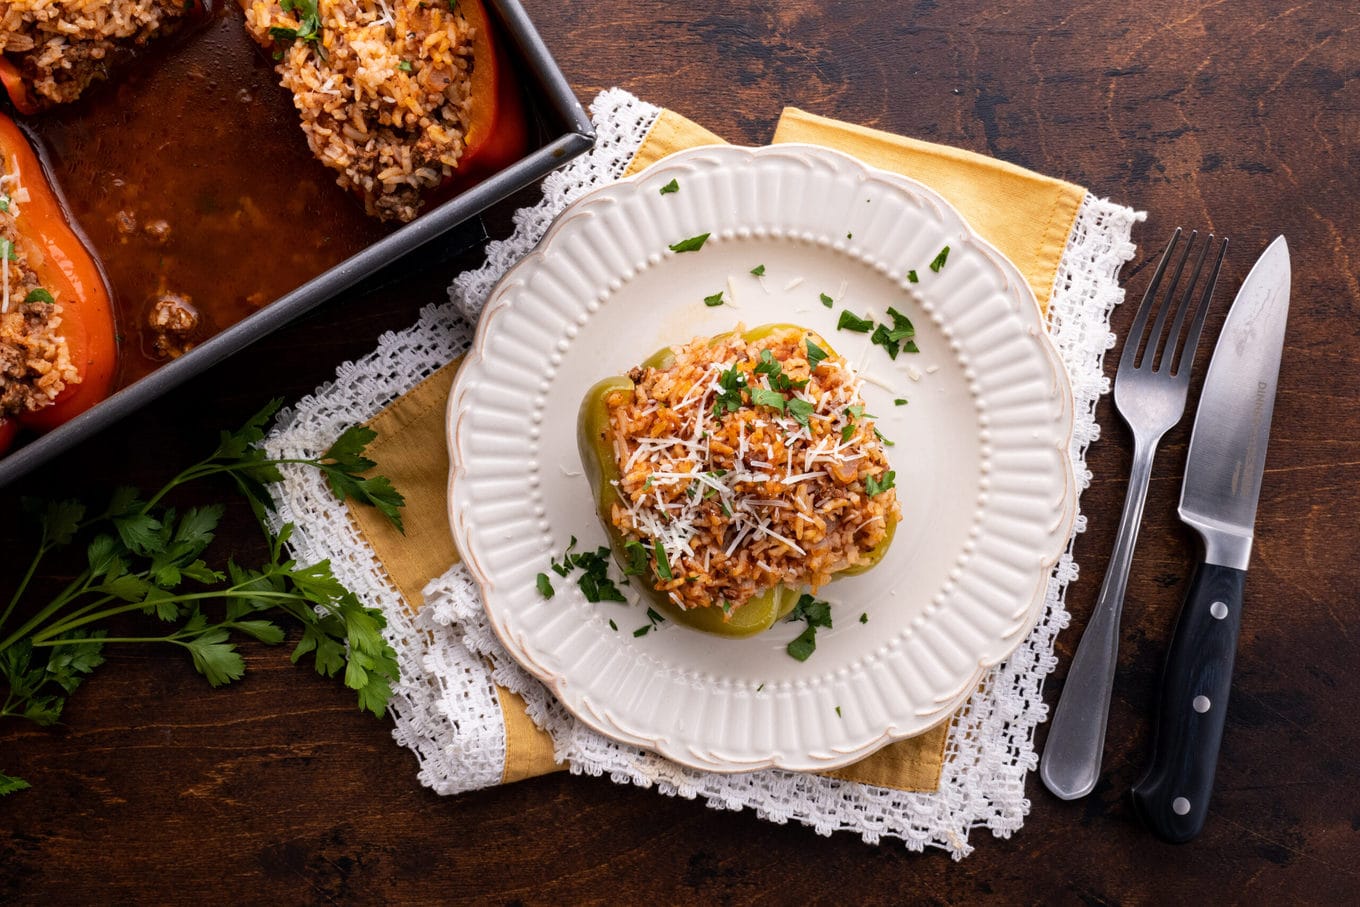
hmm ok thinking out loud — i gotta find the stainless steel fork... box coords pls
[1040,228,1227,801]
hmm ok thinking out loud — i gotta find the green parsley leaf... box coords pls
[623,539,649,576]
[398,60,413,72]
[805,339,829,369]
[609,619,618,631]
[788,593,833,628]
[841,424,856,443]
[668,233,710,253]
[860,612,868,624]
[659,178,679,195]
[756,682,765,692]
[836,311,873,333]
[820,293,834,308]
[930,245,950,272]
[633,625,651,637]
[0,771,31,797]
[536,573,554,598]
[786,398,815,429]
[907,269,919,284]
[750,387,786,412]
[836,705,843,717]
[870,323,901,359]
[703,291,724,307]
[646,607,665,626]
[750,264,766,276]
[894,398,908,406]
[653,539,672,581]
[865,470,896,497]
[0,195,9,213]
[711,364,746,416]
[786,626,818,661]
[24,288,55,305]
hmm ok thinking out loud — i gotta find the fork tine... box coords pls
[1143,229,1197,370]
[1160,233,1213,374]
[1176,236,1228,376]
[1120,227,1182,373]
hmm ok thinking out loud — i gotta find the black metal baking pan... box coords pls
[0,0,593,489]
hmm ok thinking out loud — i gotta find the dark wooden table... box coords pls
[3,1,1357,902]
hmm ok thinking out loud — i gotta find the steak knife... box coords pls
[1130,236,1290,843]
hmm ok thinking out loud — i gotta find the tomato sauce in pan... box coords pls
[21,4,393,386]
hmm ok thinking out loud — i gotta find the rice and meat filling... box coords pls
[0,162,79,416]
[605,326,900,615]
[241,0,476,222]
[0,0,197,110]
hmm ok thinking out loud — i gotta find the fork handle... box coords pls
[1040,439,1156,800]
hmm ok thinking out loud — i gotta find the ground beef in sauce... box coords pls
[147,291,199,359]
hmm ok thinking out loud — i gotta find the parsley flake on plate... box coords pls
[536,573,554,598]
[820,292,834,308]
[668,233,710,253]
[836,310,874,333]
[930,245,950,272]
[750,264,766,276]
[865,470,896,497]
[703,291,725,307]
[659,178,679,195]
[785,593,833,661]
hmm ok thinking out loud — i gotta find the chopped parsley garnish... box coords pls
[623,539,648,575]
[846,232,853,239]
[750,387,786,412]
[659,178,679,195]
[270,0,324,58]
[786,398,815,430]
[929,245,950,272]
[703,291,725,307]
[840,424,856,443]
[870,306,919,358]
[711,364,747,416]
[754,349,807,392]
[750,264,766,277]
[805,339,829,369]
[865,470,896,497]
[609,619,618,631]
[894,398,908,406]
[24,288,55,305]
[668,233,710,253]
[398,60,412,72]
[645,607,666,627]
[633,625,651,637]
[653,539,672,581]
[0,195,9,213]
[549,543,627,602]
[836,310,873,333]
[820,293,834,308]
[756,683,765,692]
[874,427,895,447]
[859,612,868,624]
[907,270,919,284]
[535,573,555,598]
[836,706,843,717]
[785,593,833,661]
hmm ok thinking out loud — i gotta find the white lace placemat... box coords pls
[264,87,1143,858]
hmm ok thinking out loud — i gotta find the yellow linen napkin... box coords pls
[348,107,1086,790]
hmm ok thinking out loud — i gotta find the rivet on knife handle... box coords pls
[1130,563,1245,842]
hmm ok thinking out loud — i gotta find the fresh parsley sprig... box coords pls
[0,400,405,792]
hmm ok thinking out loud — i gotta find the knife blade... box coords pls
[1130,235,1290,843]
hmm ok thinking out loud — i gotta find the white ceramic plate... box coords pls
[447,144,1075,773]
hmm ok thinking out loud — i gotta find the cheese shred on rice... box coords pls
[604,326,901,615]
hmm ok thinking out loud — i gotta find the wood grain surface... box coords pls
[3,0,1358,902]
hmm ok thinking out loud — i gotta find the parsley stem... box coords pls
[0,533,54,635]
[29,586,317,644]
[0,570,96,654]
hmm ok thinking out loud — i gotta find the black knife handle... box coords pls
[1130,561,1246,843]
